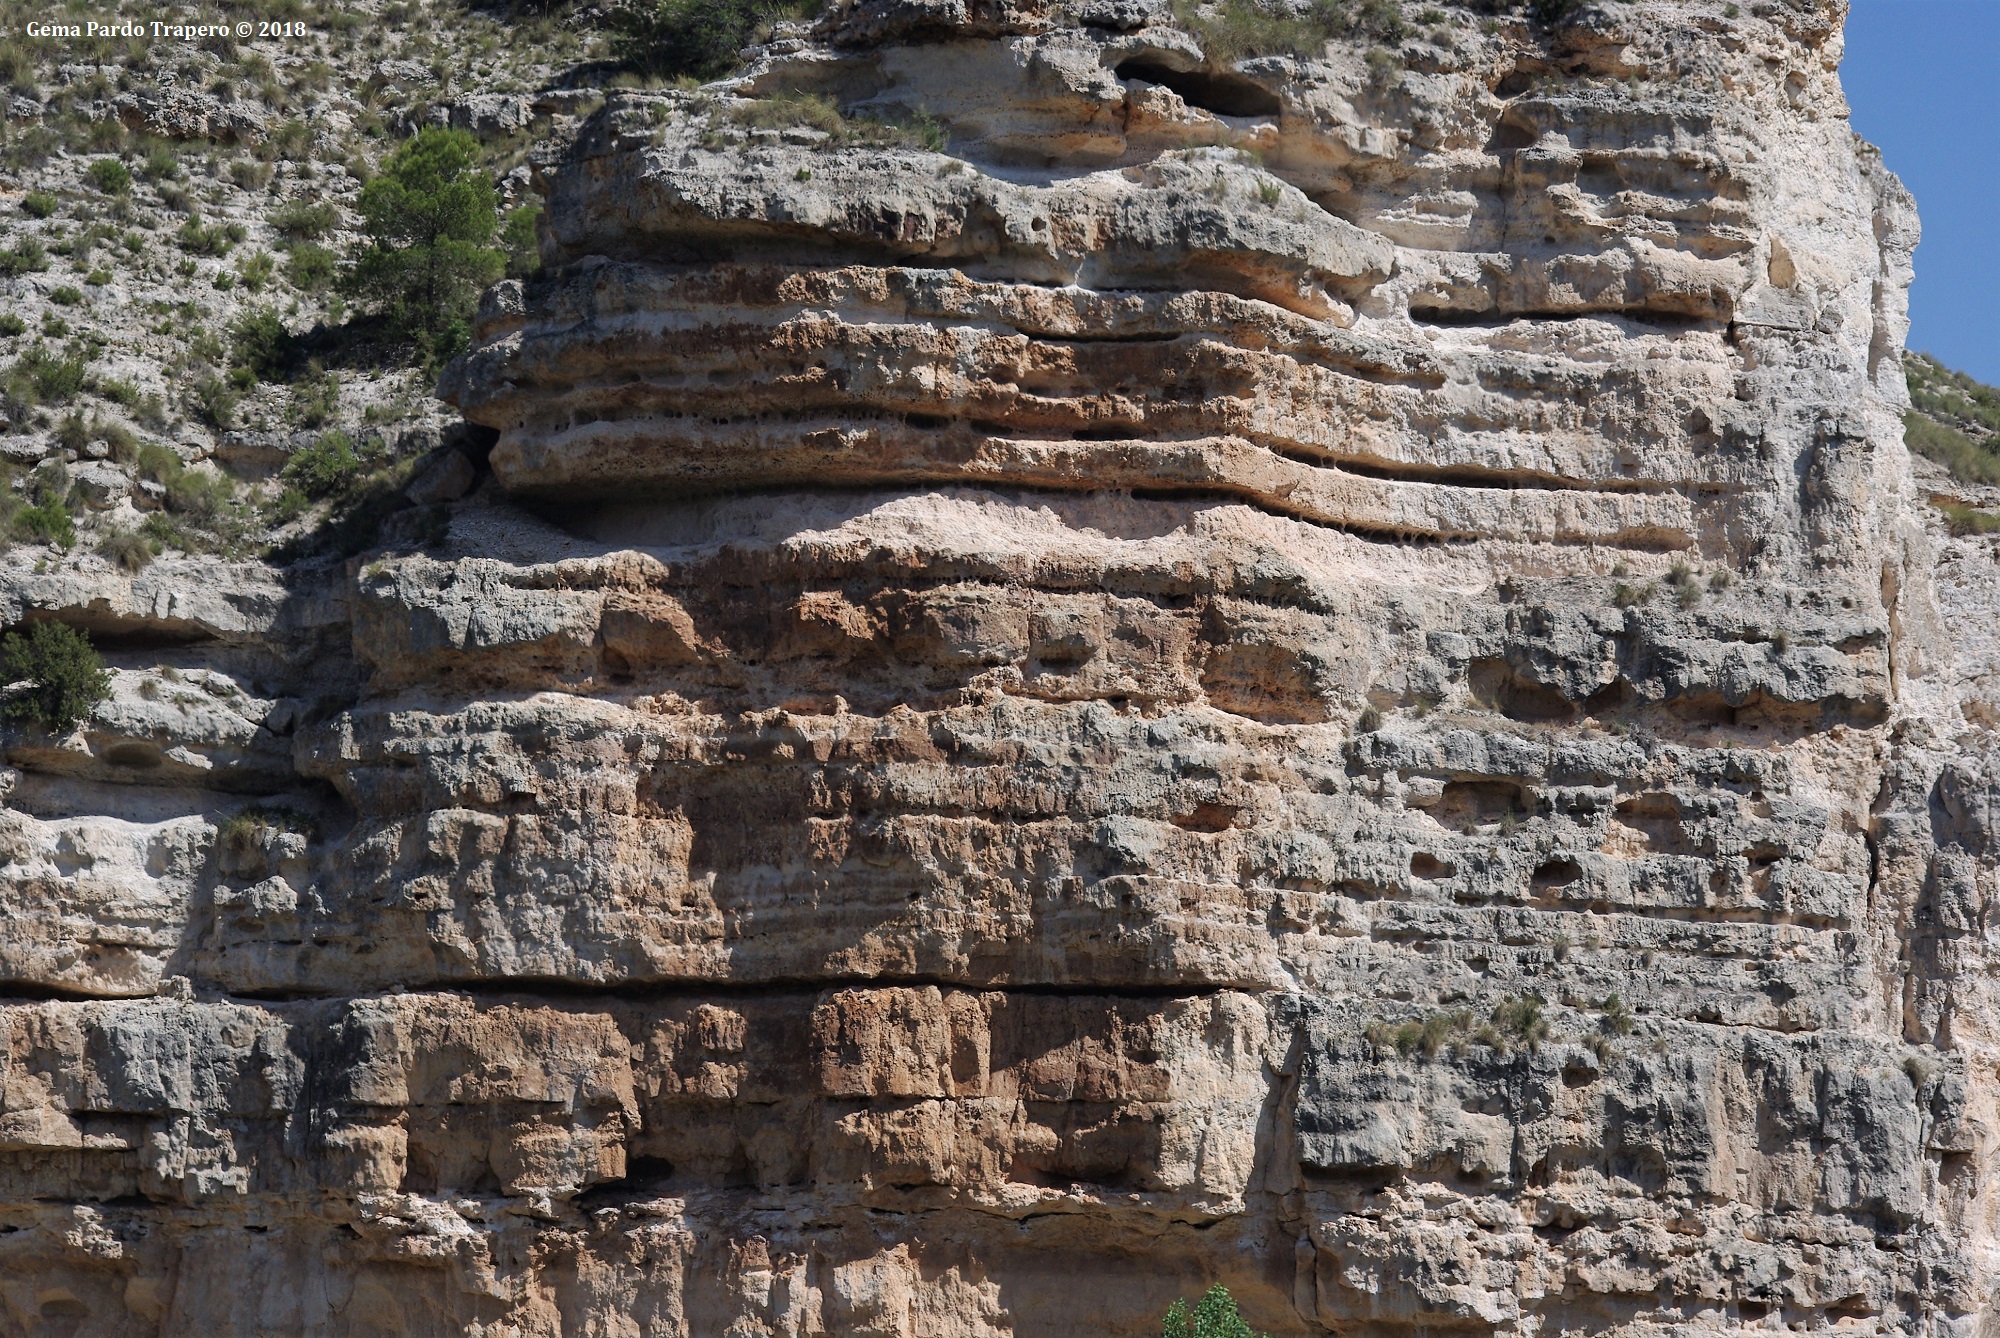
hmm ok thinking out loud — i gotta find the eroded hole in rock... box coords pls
[1411,853,1455,879]
[625,1154,675,1187]
[1435,780,1528,829]
[1576,158,1623,196]
[1200,643,1328,724]
[1584,679,1635,716]
[1607,792,1691,856]
[1531,858,1581,890]
[1470,658,1577,723]
[1486,114,1538,151]
[102,742,164,770]
[1113,57,1281,116]
[1171,802,1240,832]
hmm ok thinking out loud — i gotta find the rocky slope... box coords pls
[3,0,1999,1334]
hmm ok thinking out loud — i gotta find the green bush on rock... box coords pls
[1,621,110,732]
[1161,1286,1271,1338]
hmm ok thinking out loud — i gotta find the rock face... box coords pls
[5,0,1998,1333]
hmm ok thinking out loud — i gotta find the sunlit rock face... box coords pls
[7,0,1998,1333]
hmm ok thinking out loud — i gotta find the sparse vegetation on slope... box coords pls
[0,0,599,569]
[606,0,821,81]
[1906,351,2000,485]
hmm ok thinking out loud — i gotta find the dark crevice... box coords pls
[1114,57,1281,117]
[528,400,1684,502]
[1410,304,1716,331]
[15,609,220,648]
[1123,484,1444,545]
[1272,442,1680,497]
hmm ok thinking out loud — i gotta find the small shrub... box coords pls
[101,381,166,429]
[1161,1285,1271,1338]
[48,284,82,306]
[21,190,57,218]
[282,429,363,500]
[84,268,111,287]
[229,158,273,191]
[501,203,541,279]
[0,238,49,277]
[218,802,318,848]
[286,241,337,294]
[290,365,338,428]
[239,251,277,293]
[100,421,138,462]
[187,374,239,430]
[98,527,158,571]
[141,142,180,181]
[0,313,21,337]
[14,501,75,548]
[163,466,234,523]
[1935,500,2000,537]
[268,118,313,162]
[1491,994,1549,1051]
[1600,993,1634,1037]
[0,621,110,732]
[178,215,236,257]
[1356,704,1381,732]
[230,308,291,380]
[268,485,311,525]
[53,411,89,452]
[271,199,339,241]
[14,343,87,404]
[1908,412,2000,485]
[87,157,131,195]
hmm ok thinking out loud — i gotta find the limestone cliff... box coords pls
[3,0,1997,1333]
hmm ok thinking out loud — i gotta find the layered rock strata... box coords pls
[4,0,1997,1333]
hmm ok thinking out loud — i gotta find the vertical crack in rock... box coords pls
[4,0,1997,1333]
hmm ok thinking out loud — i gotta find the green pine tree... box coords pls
[343,128,505,363]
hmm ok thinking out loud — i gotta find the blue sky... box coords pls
[1843,0,2000,383]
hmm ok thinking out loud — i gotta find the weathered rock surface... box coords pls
[4,0,1997,1333]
